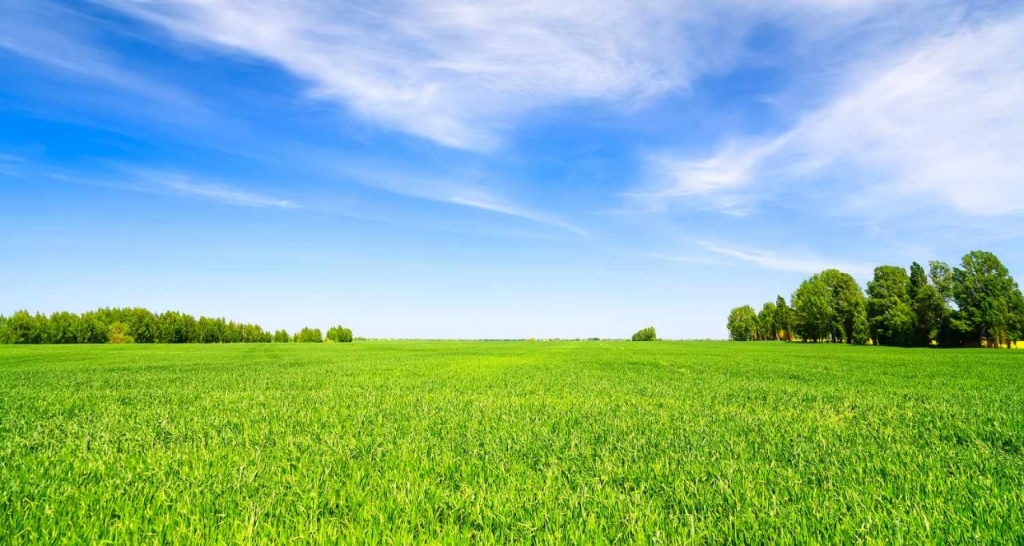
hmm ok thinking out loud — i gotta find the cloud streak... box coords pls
[640,14,1024,217]
[101,0,895,151]
[47,169,298,209]
[0,1,199,111]
[700,241,872,277]
[160,177,297,209]
[334,165,587,236]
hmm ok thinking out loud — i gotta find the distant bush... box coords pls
[631,327,657,341]
[326,326,353,343]
[294,327,324,343]
[273,329,291,343]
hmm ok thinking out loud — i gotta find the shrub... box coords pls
[631,327,657,341]
[326,326,353,343]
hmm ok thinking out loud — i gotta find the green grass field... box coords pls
[1,342,1022,543]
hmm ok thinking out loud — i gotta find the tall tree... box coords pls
[908,262,944,346]
[820,269,870,344]
[792,275,834,342]
[866,265,914,346]
[950,251,1023,347]
[758,302,778,341]
[774,296,793,341]
[727,306,758,341]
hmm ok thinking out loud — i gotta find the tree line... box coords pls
[0,307,354,345]
[727,250,1024,348]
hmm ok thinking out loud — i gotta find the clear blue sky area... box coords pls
[3,1,1023,338]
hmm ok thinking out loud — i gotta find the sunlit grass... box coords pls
[1,342,1022,542]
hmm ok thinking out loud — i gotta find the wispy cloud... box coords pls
[699,241,872,277]
[0,1,199,110]
[159,176,297,209]
[637,251,732,267]
[639,14,1024,217]
[101,0,896,151]
[335,165,587,236]
[48,169,297,209]
[0,154,26,177]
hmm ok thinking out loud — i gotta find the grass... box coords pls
[1,341,1022,543]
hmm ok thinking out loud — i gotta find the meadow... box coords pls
[1,342,1022,543]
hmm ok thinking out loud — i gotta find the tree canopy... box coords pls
[727,250,1023,348]
[726,306,758,341]
[631,327,657,341]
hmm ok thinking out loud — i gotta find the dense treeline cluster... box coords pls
[0,308,355,345]
[631,327,657,341]
[727,250,1024,348]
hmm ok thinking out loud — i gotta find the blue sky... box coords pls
[2,0,1024,339]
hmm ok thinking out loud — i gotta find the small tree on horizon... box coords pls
[326,326,354,343]
[294,327,323,343]
[631,326,657,341]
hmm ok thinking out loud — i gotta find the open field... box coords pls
[1,342,1022,543]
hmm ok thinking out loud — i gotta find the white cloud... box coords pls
[49,169,297,209]
[334,165,586,235]
[160,177,297,209]
[642,14,1024,217]
[0,1,198,109]
[101,0,894,151]
[700,241,872,277]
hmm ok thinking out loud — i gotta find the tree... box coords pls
[273,329,291,343]
[819,269,869,344]
[908,262,945,347]
[758,302,778,341]
[128,308,157,343]
[74,313,108,344]
[326,326,353,343]
[48,311,80,344]
[866,265,914,346]
[791,276,834,342]
[0,311,45,344]
[107,321,134,344]
[950,251,1023,348]
[294,327,324,343]
[631,326,657,341]
[773,296,793,341]
[726,306,758,341]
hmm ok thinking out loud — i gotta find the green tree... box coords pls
[726,306,758,341]
[294,327,324,343]
[74,313,109,344]
[774,296,793,341]
[0,311,45,344]
[273,329,291,343]
[107,321,134,344]
[791,276,833,343]
[820,269,869,344]
[758,302,778,341]
[326,326,354,343]
[631,326,657,341]
[48,311,80,344]
[950,251,1023,348]
[866,265,914,346]
[128,308,157,343]
[908,262,945,346]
